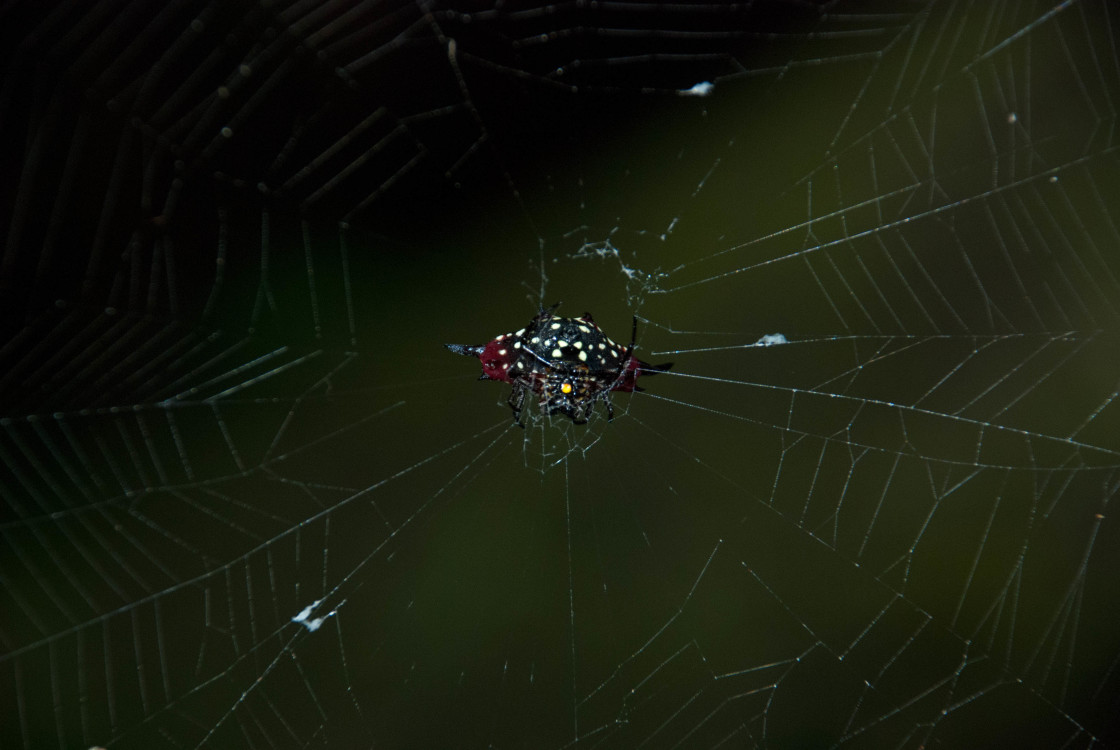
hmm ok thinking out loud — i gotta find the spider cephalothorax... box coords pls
[446,303,672,425]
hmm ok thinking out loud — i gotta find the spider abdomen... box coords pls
[446,303,671,425]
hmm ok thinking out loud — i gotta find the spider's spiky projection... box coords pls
[446,303,672,425]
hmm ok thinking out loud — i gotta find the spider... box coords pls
[445,303,672,425]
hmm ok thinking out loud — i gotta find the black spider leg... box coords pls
[598,316,641,421]
[507,382,527,428]
[620,316,674,382]
[604,317,640,423]
[607,315,640,390]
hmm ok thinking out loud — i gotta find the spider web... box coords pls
[2,1,1120,748]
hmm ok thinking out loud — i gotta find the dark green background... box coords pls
[1,1,1119,748]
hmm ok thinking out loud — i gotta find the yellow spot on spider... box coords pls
[551,348,563,358]
[550,322,561,329]
[561,382,572,394]
[558,339,568,347]
[498,348,507,356]
[578,350,587,361]
[573,341,583,348]
[578,325,590,333]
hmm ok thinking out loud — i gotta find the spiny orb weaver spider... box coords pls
[446,303,672,425]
